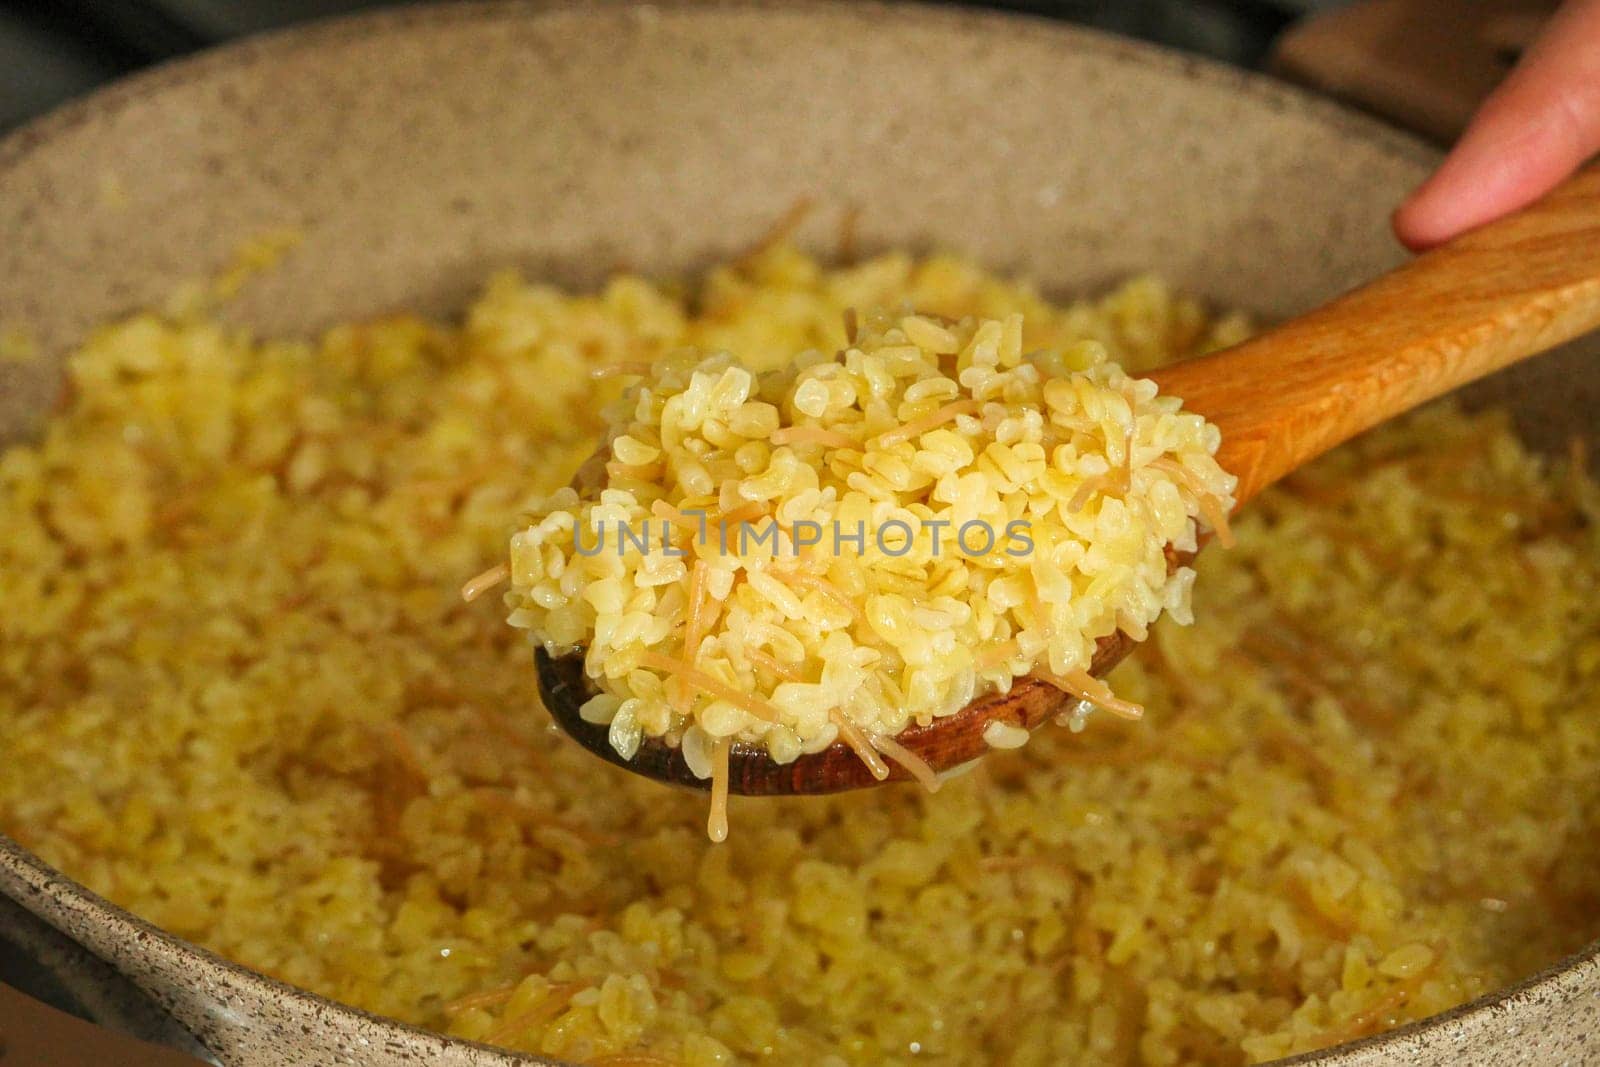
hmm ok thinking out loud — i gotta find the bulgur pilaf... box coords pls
[2,245,1598,1065]
[500,311,1234,821]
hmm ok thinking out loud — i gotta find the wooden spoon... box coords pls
[536,165,1600,795]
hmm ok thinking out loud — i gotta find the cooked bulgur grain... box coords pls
[1,245,1597,1066]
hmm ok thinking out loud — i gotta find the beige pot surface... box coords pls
[0,3,1596,1064]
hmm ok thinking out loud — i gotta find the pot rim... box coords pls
[0,4,1588,1066]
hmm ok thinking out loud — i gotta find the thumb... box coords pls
[1393,0,1600,251]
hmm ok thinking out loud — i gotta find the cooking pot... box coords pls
[1,3,1597,1064]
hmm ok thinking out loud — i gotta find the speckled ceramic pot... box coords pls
[1,3,1597,1065]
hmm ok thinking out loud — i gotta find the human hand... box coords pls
[1392,0,1600,250]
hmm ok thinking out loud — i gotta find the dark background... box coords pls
[0,0,1337,131]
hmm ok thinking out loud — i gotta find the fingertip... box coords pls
[1390,200,1435,253]
[1388,197,1452,254]
[1390,176,1456,252]
[1388,123,1570,252]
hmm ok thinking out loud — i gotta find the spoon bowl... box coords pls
[536,628,1141,795]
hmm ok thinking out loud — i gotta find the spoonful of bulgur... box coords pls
[467,166,1600,840]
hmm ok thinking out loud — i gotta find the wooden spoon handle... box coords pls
[1148,165,1600,505]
